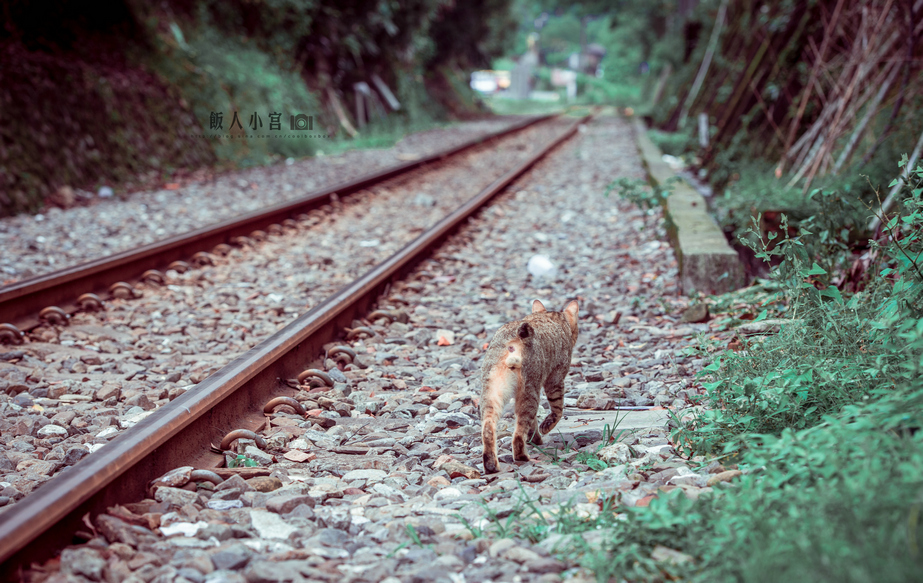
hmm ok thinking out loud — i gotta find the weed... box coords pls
[405,524,425,548]
[387,524,430,558]
[604,176,677,211]
[573,452,607,471]
[454,513,483,540]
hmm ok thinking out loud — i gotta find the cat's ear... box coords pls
[532,300,547,313]
[563,300,579,328]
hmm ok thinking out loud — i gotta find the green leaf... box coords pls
[819,286,843,303]
[754,309,768,322]
[807,263,827,275]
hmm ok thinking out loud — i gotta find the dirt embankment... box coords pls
[0,40,214,216]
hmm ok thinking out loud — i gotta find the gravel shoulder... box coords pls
[15,115,733,583]
[0,118,527,284]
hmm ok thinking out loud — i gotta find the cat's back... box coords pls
[522,311,573,351]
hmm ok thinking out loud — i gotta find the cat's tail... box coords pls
[504,323,532,368]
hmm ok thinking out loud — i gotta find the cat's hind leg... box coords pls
[539,369,566,435]
[513,374,542,462]
[480,366,517,474]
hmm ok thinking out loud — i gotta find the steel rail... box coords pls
[0,114,589,578]
[0,114,553,334]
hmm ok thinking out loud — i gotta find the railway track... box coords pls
[0,114,551,337]
[0,113,591,577]
[0,114,572,519]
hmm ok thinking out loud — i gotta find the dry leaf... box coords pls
[283,450,315,463]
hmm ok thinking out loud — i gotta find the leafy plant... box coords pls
[227,455,257,468]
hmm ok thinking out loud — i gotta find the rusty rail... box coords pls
[0,114,589,577]
[0,114,553,334]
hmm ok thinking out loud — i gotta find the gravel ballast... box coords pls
[12,115,735,583]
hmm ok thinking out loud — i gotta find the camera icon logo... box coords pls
[290,114,314,131]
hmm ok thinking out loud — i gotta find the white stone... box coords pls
[37,424,68,438]
[207,499,243,511]
[527,254,557,278]
[160,521,208,537]
[341,469,387,483]
[433,487,462,501]
[96,427,118,439]
[597,443,631,465]
[249,510,299,540]
[120,410,154,429]
[288,438,311,450]
[242,539,296,554]
[168,537,216,549]
[435,329,455,345]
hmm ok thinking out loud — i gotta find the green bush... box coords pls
[683,158,923,453]
[647,128,694,158]
[585,380,923,582]
[148,24,325,167]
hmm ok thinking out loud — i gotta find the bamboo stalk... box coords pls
[713,36,771,145]
[869,128,923,232]
[747,79,785,146]
[785,1,903,190]
[327,87,358,138]
[786,132,828,190]
[859,0,921,166]
[833,59,901,174]
[776,0,846,177]
[801,3,901,192]
[678,0,729,130]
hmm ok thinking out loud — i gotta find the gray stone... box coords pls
[243,446,274,466]
[12,393,33,407]
[282,504,315,521]
[242,560,309,583]
[314,506,351,530]
[63,447,89,465]
[216,474,253,492]
[211,544,253,570]
[597,443,631,465]
[266,495,315,515]
[326,368,348,384]
[60,547,106,580]
[155,486,199,508]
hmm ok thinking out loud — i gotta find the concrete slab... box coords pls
[633,119,745,295]
[547,407,670,447]
[558,407,669,432]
